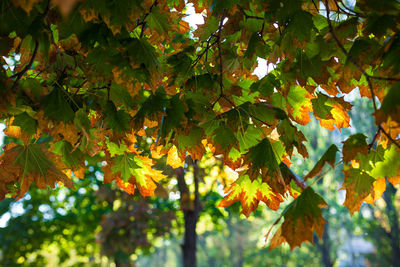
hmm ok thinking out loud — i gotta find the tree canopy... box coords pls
[0,0,400,250]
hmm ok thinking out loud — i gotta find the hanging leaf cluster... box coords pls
[1,0,400,249]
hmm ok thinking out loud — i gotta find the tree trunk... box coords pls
[314,219,333,267]
[176,162,201,267]
[383,181,400,267]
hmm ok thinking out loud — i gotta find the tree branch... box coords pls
[10,40,39,91]
[325,0,400,149]
[217,12,225,97]
[237,5,264,20]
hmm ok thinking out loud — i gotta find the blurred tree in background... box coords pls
[0,91,398,267]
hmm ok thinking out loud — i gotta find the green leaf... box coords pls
[311,93,333,120]
[106,138,129,157]
[369,145,400,179]
[104,101,130,133]
[160,95,186,137]
[110,82,134,108]
[43,88,75,122]
[14,144,53,177]
[268,187,327,249]
[380,82,400,116]
[147,7,170,34]
[74,108,91,133]
[177,126,204,151]
[13,112,37,134]
[250,73,278,97]
[286,85,310,122]
[212,125,237,152]
[111,153,140,182]
[277,119,308,158]
[127,38,159,70]
[52,141,83,167]
[342,169,375,215]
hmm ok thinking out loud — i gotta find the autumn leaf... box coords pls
[342,134,369,163]
[12,144,74,199]
[218,174,283,217]
[267,187,327,250]
[286,85,312,125]
[341,168,375,215]
[167,145,185,169]
[312,94,352,131]
[106,153,165,197]
[244,138,285,193]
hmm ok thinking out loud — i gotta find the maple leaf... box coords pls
[368,145,400,184]
[267,187,327,250]
[286,85,312,125]
[277,119,309,158]
[342,134,369,163]
[218,174,283,218]
[312,93,353,131]
[244,138,285,193]
[0,144,21,200]
[12,144,74,199]
[43,87,75,122]
[105,153,165,197]
[341,168,375,215]
[13,112,37,135]
[104,101,130,133]
[166,145,185,169]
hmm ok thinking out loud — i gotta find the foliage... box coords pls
[0,0,400,250]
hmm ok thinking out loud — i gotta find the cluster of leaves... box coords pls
[0,0,400,249]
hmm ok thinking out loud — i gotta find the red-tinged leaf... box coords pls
[267,187,327,250]
[104,153,165,197]
[313,94,353,131]
[277,119,309,158]
[218,174,283,217]
[0,144,21,200]
[11,144,74,199]
[341,168,375,215]
[286,85,312,125]
[342,134,369,163]
[304,144,338,180]
[364,177,386,204]
[244,138,285,193]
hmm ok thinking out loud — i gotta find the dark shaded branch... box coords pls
[135,0,158,37]
[369,127,382,149]
[237,5,264,20]
[222,95,272,127]
[10,40,39,91]
[380,126,400,149]
[217,12,225,97]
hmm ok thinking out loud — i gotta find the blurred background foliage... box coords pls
[0,90,399,267]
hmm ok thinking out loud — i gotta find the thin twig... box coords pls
[325,1,378,111]
[10,40,39,91]
[380,126,400,149]
[137,0,158,38]
[368,127,381,149]
[217,12,225,97]
[326,0,400,149]
[222,95,272,127]
[237,5,264,20]
[309,160,342,187]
